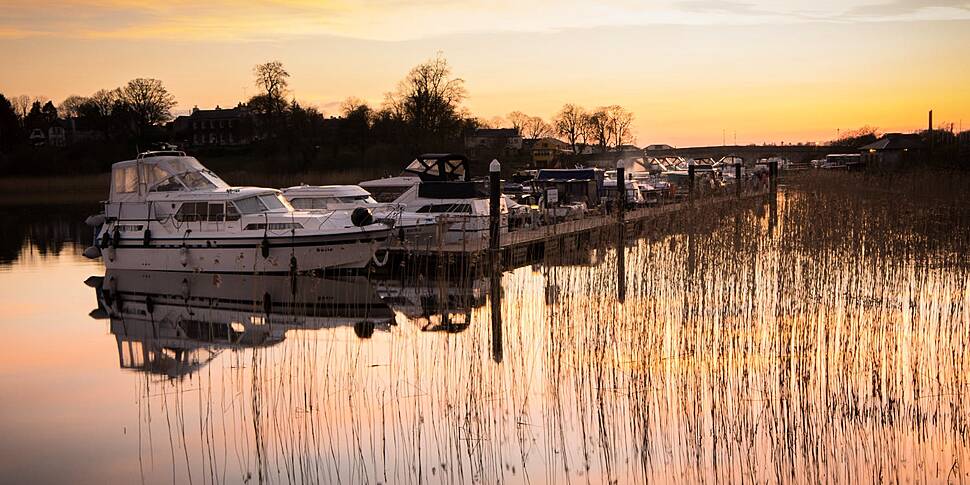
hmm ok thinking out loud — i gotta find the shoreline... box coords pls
[0,168,388,205]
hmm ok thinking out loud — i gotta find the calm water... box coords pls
[0,175,968,484]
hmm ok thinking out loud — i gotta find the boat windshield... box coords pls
[150,170,226,192]
[232,193,293,214]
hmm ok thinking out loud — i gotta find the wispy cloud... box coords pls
[0,0,967,41]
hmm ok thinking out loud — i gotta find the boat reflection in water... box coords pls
[87,270,395,378]
[374,274,489,333]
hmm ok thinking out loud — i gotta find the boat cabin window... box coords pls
[259,194,290,211]
[151,172,219,192]
[232,194,292,215]
[225,203,240,221]
[174,202,209,222]
[233,196,266,214]
[415,203,472,214]
[113,166,139,194]
[174,201,238,222]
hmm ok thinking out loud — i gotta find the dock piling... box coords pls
[688,164,696,198]
[616,160,626,303]
[488,159,503,362]
[735,162,742,198]
[489,159,501,254]
[768,160,778,192]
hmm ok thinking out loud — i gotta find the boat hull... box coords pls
[100,230,390,273]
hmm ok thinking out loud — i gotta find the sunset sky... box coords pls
[1,0,968,146]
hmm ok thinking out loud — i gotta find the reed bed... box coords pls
[119,169,969,484]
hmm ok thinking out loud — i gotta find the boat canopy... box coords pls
[403,153,469,182]
[109,155,229,202]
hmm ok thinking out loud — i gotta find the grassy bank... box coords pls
[0,168,390,205]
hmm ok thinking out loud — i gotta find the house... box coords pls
[524,137,571,168]
[172,104,256,147]
[47,120,68,147]
[859,133,924,169]
[464,128,523,162]
[28,128,46,146]
[464,128,523,150]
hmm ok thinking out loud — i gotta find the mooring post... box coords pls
[616,160,626,303]
[488,159,503,363]
[768,160,778,193]
[489,159,501,254]
[616,160,626,220]
[735,162,742,198]
[688,163,696,198]
[490,269,503,363]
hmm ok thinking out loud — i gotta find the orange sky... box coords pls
[1,0,968,146]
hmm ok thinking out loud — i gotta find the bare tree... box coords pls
[554,104,587,154]
[486,115,507,130]
[383,52,467,143]
[340,96,368,116]
[11,95,31,124]
[88,89,119,118]
[522,115,553,140]
[57,95,88,118]
[254,61,290,101]
[118,78,177,128]
[586,108,609,153]
[506,111,529,135]
[604,105,634,148]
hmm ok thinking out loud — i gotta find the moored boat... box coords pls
[84,151,392,273]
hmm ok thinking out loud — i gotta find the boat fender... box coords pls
[144,295,154,314]
[180,278,190,300]
[260,238,270,258]
[289,255,297,274]
[143,228,152,247]
[99,231,111,249]
[180,246,189,267]
[83,245,102,260]
[351,207,373,227]
[354,321,375,339]
[85,214,106,227]
[83,275,104,288]
[111,227,120,249]
[263,292,272,314]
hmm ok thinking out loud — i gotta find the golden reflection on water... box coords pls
[1,178,968,484]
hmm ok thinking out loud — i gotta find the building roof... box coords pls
[859,133,924,151]
[524,137,570,150]
[188,105,251,119]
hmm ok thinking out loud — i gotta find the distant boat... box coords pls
[84,151,391,273]
[359,153,509,245]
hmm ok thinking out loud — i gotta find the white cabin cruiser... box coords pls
[359,153,508,246]
[84,151,392,273]
[281,184,439,246]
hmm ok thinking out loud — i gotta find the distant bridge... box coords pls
[575,144,856,166]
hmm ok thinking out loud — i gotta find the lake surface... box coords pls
[0,173,968,484]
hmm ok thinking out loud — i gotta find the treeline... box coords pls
[0,53,645,177]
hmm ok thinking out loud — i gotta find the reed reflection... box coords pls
[63,172,970,484]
